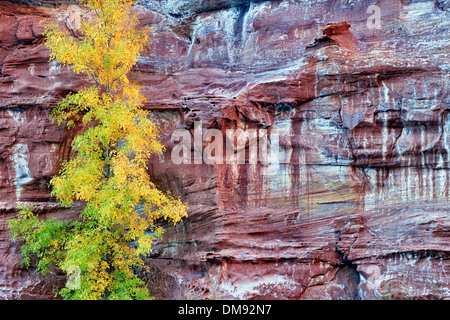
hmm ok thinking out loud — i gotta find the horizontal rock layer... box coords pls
[0,0,449,299]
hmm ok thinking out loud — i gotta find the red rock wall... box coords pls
[0,0,449,299]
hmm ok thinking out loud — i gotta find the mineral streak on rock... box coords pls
[0,0,449,299]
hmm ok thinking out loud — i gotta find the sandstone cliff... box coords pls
[0,0,449,299]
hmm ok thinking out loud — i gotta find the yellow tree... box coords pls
[8,0,187,300]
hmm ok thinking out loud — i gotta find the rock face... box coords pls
[1,0,449,299]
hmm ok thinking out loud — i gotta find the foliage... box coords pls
[8,203,75,276]
[8,0,187,300]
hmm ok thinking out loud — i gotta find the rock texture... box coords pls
[1,0,449,299]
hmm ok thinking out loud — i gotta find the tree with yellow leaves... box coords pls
[8,0,187,300]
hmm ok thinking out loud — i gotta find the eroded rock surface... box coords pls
[0,0,449,299]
